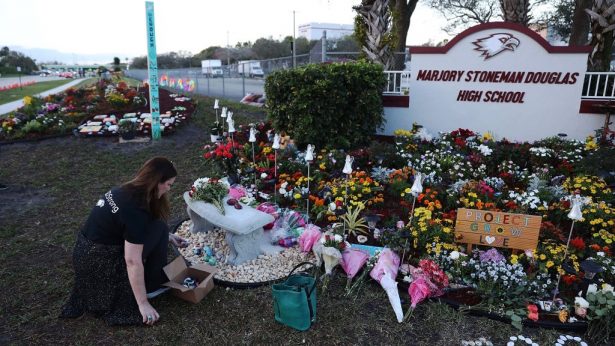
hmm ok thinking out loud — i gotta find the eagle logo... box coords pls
[472,33,520,60]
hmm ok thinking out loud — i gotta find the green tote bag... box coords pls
[272,262,317,331]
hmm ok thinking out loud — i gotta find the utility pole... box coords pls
[292,10,296,68]
[227,31,230,68]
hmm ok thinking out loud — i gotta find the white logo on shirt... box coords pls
[96,199,105,207]
[104,191,120,214]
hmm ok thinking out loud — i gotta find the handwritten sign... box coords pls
[454,208,541,251]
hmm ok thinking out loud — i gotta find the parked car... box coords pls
[39,70,52,77]
[59,71,75,78]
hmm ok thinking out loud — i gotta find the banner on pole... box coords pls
[145,1,161,140]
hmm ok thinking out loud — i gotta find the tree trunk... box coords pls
[355,0,395,68]
[499,0,530,25]
[570,0,592,45]
[389,0,418,69]
[588,30,614,71]
[586,1,615,71]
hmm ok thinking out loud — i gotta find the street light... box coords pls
[292,10,296,68]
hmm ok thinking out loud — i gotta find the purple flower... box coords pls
[479,248,505,263]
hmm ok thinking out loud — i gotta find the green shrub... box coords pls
[22,120,43,133]
[265,61,386,149]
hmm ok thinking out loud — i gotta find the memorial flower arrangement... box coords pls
[189,177,230,215]
[182,118,615,339]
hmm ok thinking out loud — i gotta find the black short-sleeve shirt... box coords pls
[81,187,152,245]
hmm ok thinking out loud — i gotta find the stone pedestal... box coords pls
[184,192,282,265]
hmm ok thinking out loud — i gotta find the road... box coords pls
[0,78,86,115]
[0,75,66,87]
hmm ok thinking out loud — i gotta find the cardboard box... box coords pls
[162,257,218,304]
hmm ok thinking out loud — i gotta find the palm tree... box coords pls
[499,0,530,25]
[586,0,615,71]
[354,0,395,69]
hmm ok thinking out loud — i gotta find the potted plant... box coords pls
[210,121,222,142]
[118,119,137,140]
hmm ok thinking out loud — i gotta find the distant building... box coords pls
[530,24,567,46]
[298,22,354,41]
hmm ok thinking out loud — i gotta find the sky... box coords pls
[0,0,451,64]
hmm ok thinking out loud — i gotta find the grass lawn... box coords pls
[0,79,74,104]
[0,90,576,344]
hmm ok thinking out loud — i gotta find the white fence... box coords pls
[583,72,615,99]
[383,71,411,95]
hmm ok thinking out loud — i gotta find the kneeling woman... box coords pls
[61,157,187,326]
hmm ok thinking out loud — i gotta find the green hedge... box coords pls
[265,61,386,149]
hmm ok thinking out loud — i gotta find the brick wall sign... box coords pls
[454,208,542,251]
[383,22,603,141]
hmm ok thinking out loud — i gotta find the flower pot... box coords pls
[210,134,220,142]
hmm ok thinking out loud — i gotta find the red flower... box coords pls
[570,237,585,251]
[505,200,518,209]
[527,304,539,321]
[562,274,579,285]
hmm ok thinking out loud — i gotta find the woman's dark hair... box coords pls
[122,157,177,220]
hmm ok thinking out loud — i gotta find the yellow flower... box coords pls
[293,193,301,199]
[539,254,546,261]
[23,96,33,106]
[546,261,554,268]
[510,255,518,264]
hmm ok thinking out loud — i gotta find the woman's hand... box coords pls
[169,233,189,248]
[138,301,160,326]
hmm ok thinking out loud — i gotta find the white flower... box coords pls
[334,234,343,242]
[602,283,614,293]
[587,284,598,295]
[477,144,492,156]
[319,236,326,244]
[575,296,589,308]
[449,250,460,260]
[260,173,268,179]
[597,252,605,257]
[329,202,336,212]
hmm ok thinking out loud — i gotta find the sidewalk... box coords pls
[0,78,87,115]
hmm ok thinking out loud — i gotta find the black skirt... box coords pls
[60,232,142,325]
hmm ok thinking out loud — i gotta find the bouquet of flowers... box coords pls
[189,177,230,215]
[203,138,243,178]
